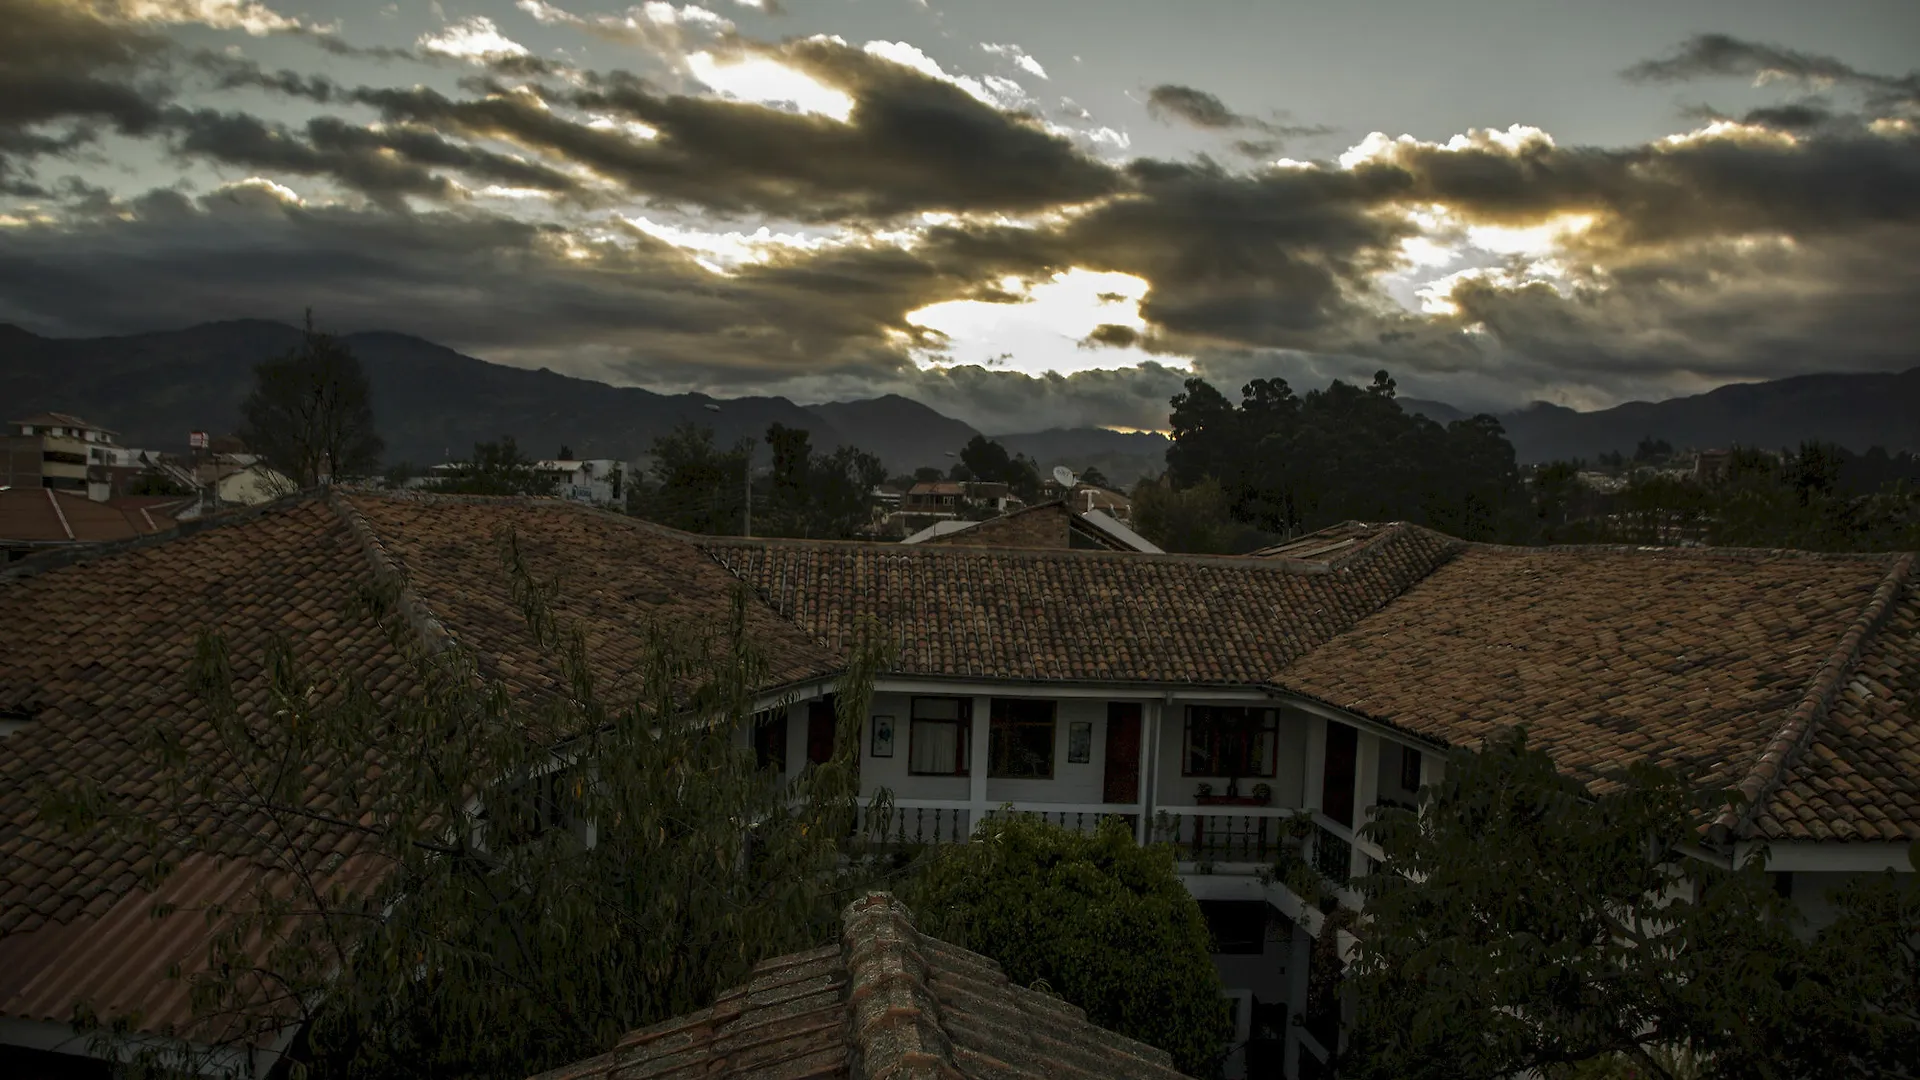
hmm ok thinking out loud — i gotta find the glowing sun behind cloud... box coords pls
[687,52,855,121]
[906,269,1176,377]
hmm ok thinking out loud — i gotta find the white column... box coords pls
[1353,731,1381,878]
[968,694,991,832]
[1285,922,1312,1078]
[1302,716,1327,814]
[1139,699,1161,845]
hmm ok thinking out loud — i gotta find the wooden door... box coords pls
[1321,720,1357,827]
[806,697,837,765]
[1103,703,1142,804]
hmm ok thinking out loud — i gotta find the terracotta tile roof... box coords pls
[1274,543,1916,840]
[340,494,845,702]
[0,488,175,547]
[529,892,1191,1080]
[0,492,839,1043]
[0,496,406,1038]
[699,523,1461,684]
[1756,567,1920,842]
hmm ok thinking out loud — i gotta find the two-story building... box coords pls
[2,494,1914,1079]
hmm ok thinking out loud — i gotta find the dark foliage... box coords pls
[236,311,383,486]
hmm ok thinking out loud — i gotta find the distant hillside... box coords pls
[803,396,980,470]
[0,322,1170,483]
[1398,369,1920,464]
[1397,398,1471,426]
[0,320,845,468]
[12,320,1897,480]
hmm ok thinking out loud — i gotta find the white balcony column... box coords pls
[1302,715,1327,813]
[1285,921,1312,1078]
[968,694,992,830]
[1353,731,1381,878]
[1139,699,1162,845]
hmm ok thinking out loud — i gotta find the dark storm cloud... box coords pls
[190,52,341,102]
[1145,84,1331,144]
[153,108,584,207]
[0,0,172,187]
[1623,33,1920,115]
[1045,157,1427,356]
[348,40,1122,221]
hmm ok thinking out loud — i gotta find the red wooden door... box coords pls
[1103,703,1142,804]
[1321,720,1357,827]
[807,697,837,765]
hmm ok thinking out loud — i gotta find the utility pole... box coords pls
[743,449,752,538]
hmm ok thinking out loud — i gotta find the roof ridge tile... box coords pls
[1719,552,1918,841]
[841,893,965,1080]
[329,490,459,657]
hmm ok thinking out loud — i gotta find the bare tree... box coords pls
[237,311,383,487]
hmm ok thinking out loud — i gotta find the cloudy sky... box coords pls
[2,0,1916,432]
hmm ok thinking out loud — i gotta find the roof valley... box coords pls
[1718,551,1918,841]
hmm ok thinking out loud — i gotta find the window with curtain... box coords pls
[1183,706,1279,777]
[909,696,968,775]
[988,698,1056,779]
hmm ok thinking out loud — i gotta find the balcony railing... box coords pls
[1312,822,1353,884]
[857,801,974,845]
[855,799,1330,868]
[1151,807,1308,862]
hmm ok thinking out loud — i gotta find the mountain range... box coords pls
[1,320,1914,486]
[0,320,1172,484]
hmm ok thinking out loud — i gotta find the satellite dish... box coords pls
[703,402,721,412]
[1051,466,1076,490]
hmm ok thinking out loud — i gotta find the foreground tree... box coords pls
[1343,727,1920,1080]
[43,537,895,1078]
[237,311,384,487]
[902,814,1232,1077]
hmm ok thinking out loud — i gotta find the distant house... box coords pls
[1694,448,1734,483]
[532,458,622,507]
[902,501,1161,552]
[903,481,967,513]
[3,413,122,500]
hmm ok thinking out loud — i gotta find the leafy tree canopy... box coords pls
[1344,727,1920,1080]
[430,435,549,496]
[1163,371,1526,542]
[1539,440,1920,551]
[237,310,384,487]
[901,814,1233,1077]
